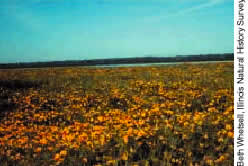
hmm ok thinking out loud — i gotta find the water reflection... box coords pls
[89,61,232,68]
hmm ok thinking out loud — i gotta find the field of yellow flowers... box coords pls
[0,62,233,166]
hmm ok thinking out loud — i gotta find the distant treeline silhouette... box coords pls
[0,53,233,69]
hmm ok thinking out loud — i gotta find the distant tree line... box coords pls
[0,53,233,69]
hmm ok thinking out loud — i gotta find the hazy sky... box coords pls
[0,0,233,63]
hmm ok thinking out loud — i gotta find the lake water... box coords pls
[88,61,233,68]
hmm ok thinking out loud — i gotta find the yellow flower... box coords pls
[203,133,209,139]
[225,124,232,131]
[100,135,105,145]
[73,143,80,149]
[50,126,58,132]
[48,146,53,151]
[183,121,189,127]
[97,116,104,122]
[15,153,21,160]
[227,131,234,138]
[82,157,87,163]
[137,130,146,137]
[7,139,13,146]
[205,159,214,165]
[218,137,224,143]
[67,134,75,142]
[123,135,129,144]
[78,133,88,142]
[60,150,67,157]
[141,112,146,117]
[35,147,42,153]
[93,125,104,131]
[40,138,48,145]
[215,155,225,163]
[6,150,12,157]
[182,134,189,140]
[54,153,60,161]
[86,141,93,148]
[121,152,128,161]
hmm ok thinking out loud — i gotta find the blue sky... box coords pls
[0,0,233,63]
